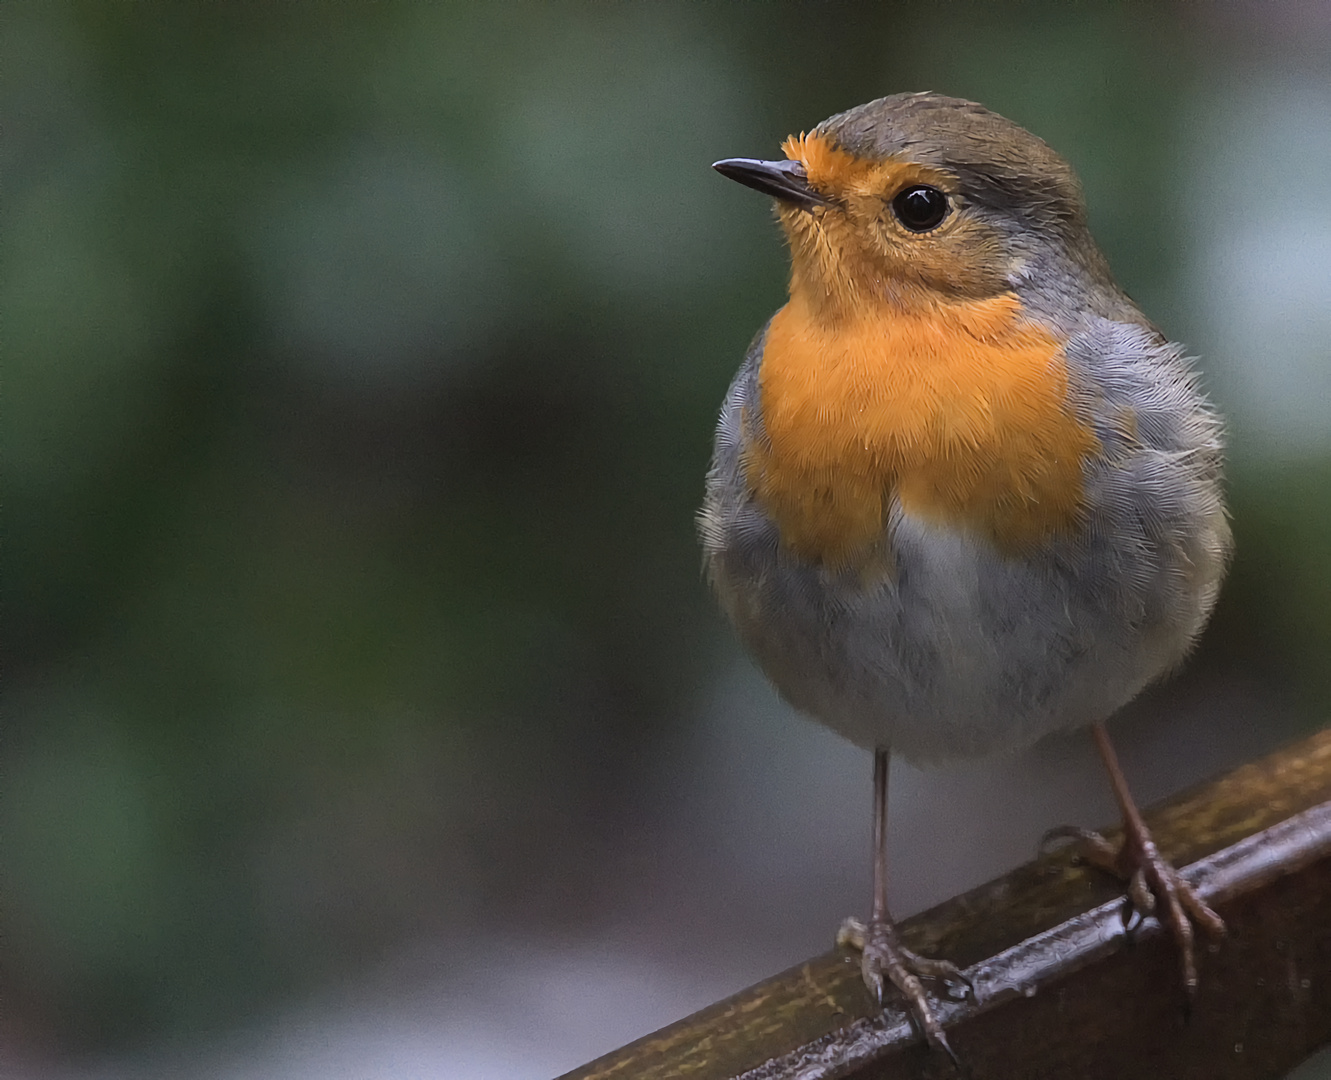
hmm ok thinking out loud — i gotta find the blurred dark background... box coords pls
[5,3,1331,1077]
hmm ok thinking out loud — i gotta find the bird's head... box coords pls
[715,93,1112,322]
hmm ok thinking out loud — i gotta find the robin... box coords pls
[700,92,1230,1058]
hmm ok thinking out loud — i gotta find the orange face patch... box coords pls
[779,132,1009,308]
[783,131,873,190]
[784,131,950,201]
[747,289,1099,569]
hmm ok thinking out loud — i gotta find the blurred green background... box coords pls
[5,2,1331,1077]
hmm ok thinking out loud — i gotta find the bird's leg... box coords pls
[837,748,970,1063]
[1050,722,1225,998]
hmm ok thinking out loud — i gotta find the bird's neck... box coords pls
[747,280,1100,571]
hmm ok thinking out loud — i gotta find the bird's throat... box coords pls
[746,288,1099,570]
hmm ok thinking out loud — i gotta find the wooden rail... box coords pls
[560,727,1331,1080]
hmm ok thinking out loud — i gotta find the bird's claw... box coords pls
[1040,824,1120,867]
[1051,824,1224,999]
[838,916,970,1063]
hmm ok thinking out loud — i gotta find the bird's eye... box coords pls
[891,185,949,232]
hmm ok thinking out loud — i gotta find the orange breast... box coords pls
[747,291,1099,569]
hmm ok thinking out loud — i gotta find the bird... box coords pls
[699,92,1231,1059]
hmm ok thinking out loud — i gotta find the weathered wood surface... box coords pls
[560,727,1331,1080]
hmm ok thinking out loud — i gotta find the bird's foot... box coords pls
[1043,822,1225,998]
[838,916,971,1063]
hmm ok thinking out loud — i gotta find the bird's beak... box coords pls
[712,157,829,211]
